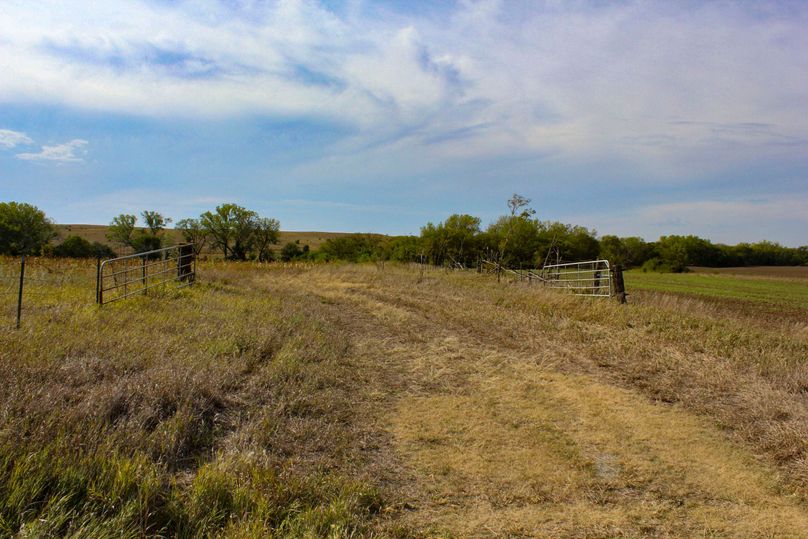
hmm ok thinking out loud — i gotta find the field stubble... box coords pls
[1,258,808,537]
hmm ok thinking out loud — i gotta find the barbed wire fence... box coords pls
[0,255,100,330]
[0,256,24,329]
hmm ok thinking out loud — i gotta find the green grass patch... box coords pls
[624,270,808,308]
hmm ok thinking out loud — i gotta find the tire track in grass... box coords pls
[277,266,808,537]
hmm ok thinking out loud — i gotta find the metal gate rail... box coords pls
[97,244,196,305]
[540,259,612,297]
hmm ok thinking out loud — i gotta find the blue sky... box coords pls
[0,0,806,246]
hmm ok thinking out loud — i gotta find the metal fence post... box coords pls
[16,254,25,329]
[141,255,147,295]
[96,256,101,304]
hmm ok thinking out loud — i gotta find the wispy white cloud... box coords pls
[0,128,33,148]
[0,0,806,174]
[16,139,88,163]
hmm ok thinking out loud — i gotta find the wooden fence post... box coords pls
[178,244,194,282]
[613,264,627,304]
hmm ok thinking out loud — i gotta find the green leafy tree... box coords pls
[175,218,208,255]
[552,223,599,262]
[655,235,723,272]
[200,204,238,259]
[599,235,626,266]
[230,207,259,260]
[253,217,281,262]
[386,236,422,262]
[622,237,655,267]
[420,214,482,267]
[106,214,137,249]
[200,204,260,260]
[419,222,444,265]
[317,234,383,262]
[133,210,173,253]
[443,214,481,266]
[600,235,655,268]
[728,240,798,266]
[497,194,535,271]
[0,202,56,255]
[141,211,171,236]
[486,215,542,267]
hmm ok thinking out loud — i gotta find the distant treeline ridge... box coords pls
[1,199,806,271]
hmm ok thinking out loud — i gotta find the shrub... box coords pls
[280,242,303,262]
[52,235,117,259]
[641,257,688,273]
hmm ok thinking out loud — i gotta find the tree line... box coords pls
[306,195,808,271]
[0,201,282,261]
[1,198,806,271]
[308,224,808,270]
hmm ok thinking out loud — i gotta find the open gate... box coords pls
[97,244,196,305]
[539,259,613,297]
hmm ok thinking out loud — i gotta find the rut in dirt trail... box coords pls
[259,266,808,537]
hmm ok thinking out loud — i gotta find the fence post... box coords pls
[16,254,25,329]
[96,256,101,304]
[613,264,627,304]
[178,244,194,282]
[141,255,147,295]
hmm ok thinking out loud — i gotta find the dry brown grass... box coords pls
[2,260,808,537]
[280,264,808,537]
[0,258,398,537]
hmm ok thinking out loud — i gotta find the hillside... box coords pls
[55,224,364,253]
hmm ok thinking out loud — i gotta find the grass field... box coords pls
[2,259,808,536]
[625,268,808,310]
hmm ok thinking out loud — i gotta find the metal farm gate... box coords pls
[540,259,613,297]
[97,244,196,305]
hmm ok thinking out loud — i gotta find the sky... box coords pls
[0,0,806,246]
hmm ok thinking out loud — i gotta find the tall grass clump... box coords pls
[0,258,384,537]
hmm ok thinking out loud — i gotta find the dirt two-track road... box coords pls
[260,264,808,537]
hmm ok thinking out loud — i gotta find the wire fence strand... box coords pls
[0,255,102,329]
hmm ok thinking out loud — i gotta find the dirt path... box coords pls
[264,266,808,537]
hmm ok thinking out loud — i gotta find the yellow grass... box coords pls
[2,259,808,537]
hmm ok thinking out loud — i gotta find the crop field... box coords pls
[689,266,808,279]
[2,259,808,537]
[624,268,808,318]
